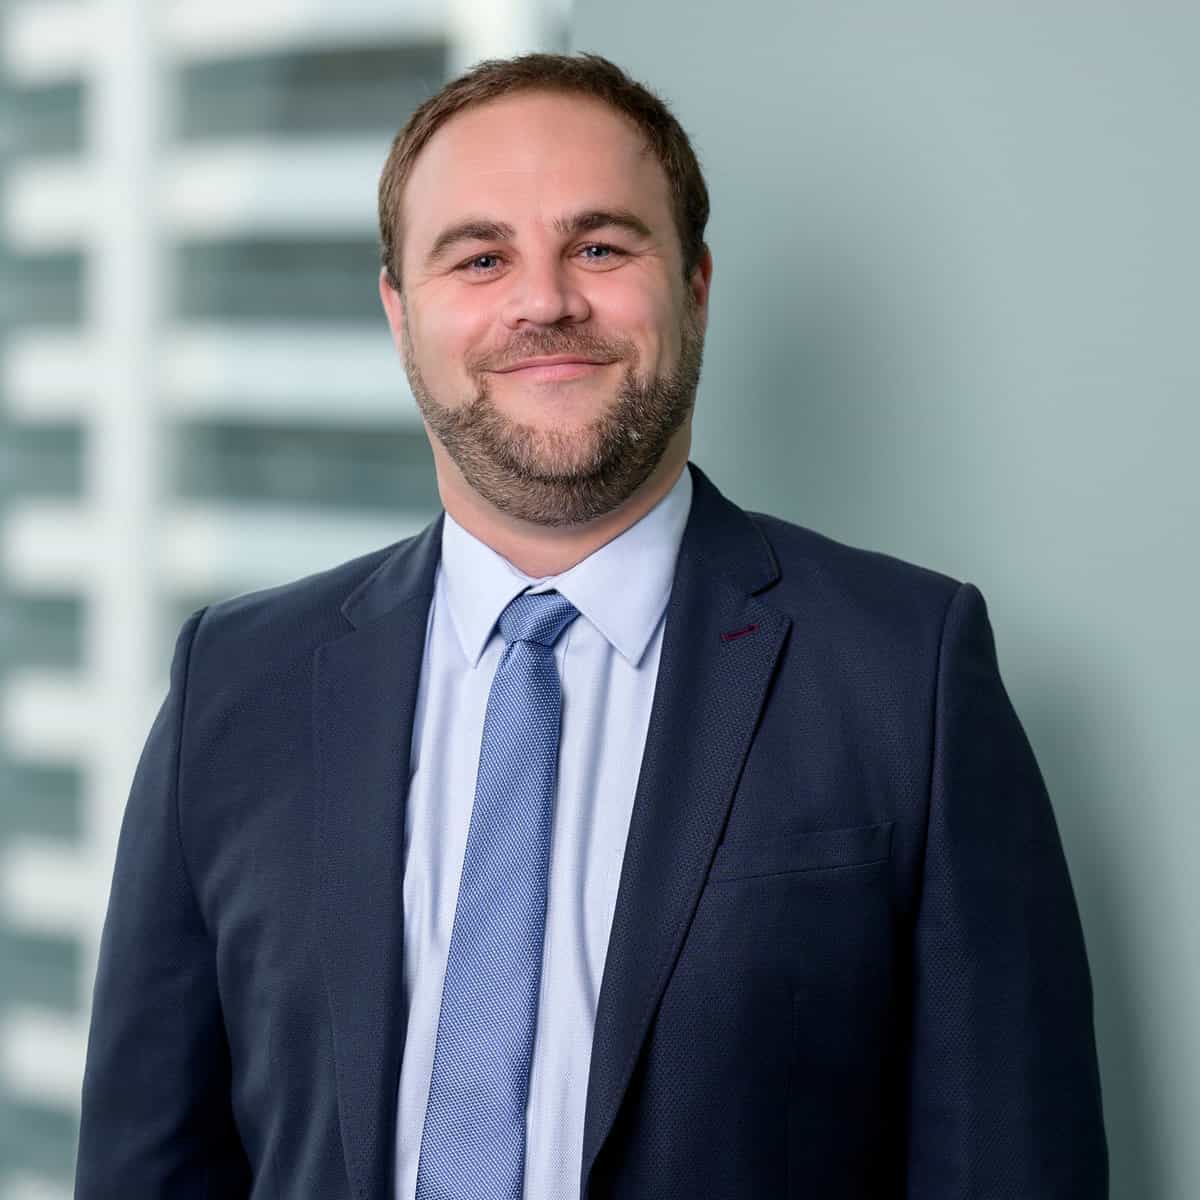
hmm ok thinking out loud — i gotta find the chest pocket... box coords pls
[708,820,894,883]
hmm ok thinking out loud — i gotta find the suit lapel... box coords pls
[580,467,791,1195]
[313,518,442,1200]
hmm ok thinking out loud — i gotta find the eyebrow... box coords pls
[424,208,655,268]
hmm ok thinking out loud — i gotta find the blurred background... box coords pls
[0,0,567,1193]
[1,1,1197,1197]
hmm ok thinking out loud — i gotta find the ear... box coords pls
[688,244,713,330]
[379,267,406,351]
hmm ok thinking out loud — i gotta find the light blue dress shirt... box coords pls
[394,465,693,1200]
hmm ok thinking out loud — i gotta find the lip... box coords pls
[493,356,613,380]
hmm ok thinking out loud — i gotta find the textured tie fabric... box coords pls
[415,589,579,1200]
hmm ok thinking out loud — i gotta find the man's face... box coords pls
[380,90,712,526]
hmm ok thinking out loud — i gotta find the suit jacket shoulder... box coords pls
[747,508,963,653]
[183,516,443,699]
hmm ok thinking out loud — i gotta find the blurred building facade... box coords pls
[0,1,566,1193]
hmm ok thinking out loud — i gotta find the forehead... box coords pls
[402,91,673,240]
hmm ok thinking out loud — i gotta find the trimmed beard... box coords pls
[402,303,705,527]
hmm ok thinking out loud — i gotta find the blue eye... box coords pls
[465,254,502,271]
[457,244,624,275]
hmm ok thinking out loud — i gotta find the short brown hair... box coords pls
[378,52,709,292]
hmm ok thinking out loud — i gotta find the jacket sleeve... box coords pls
[75,609,251,1198]
[905,583,1108,1197]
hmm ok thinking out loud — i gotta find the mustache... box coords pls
[471,331,634,373]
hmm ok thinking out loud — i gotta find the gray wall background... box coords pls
[571,4,1197,1197]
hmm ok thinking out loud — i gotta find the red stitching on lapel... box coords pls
[719,623,759,643]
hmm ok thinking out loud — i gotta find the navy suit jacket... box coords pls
[76,463,1107,1198]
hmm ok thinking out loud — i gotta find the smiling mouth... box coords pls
[493,359,613,381]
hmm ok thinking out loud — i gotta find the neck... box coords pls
[432,431,690,578]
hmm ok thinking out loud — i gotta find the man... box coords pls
[75,52,1107,1199]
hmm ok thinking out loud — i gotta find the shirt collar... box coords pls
[439,465,693,668]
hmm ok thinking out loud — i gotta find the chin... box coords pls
[511,434,610,479]
[501,395,616,433]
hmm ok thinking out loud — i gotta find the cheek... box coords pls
[411,296,490,374]
[598,288,676,362]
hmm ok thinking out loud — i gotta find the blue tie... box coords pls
[415,589,579,1200]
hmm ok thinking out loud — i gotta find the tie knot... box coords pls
[497,590,579,648]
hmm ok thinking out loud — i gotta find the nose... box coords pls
[499,254,591,329]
